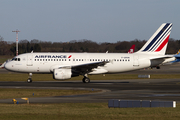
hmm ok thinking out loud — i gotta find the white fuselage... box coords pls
[4,23,174,83]
[5,52,156,74]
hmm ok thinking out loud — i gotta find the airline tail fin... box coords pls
[137,23,172,55]
[176,49,180,55]
[0,61,6,69]
[128,44,135,53]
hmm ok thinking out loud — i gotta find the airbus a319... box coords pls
[5,23,174,83]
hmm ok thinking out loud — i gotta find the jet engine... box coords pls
[53,68,72,80]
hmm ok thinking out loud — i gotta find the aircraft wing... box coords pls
[71,61,108,75]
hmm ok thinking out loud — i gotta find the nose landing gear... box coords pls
[27,73,32,83]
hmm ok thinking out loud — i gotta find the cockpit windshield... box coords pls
[12,58,20,61]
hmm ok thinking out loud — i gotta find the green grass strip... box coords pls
[1,73,180,82]
[0,88,98,99]
[0,103,179,120]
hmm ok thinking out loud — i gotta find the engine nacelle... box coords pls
[53,68,72,80]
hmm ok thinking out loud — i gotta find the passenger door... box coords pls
[133,55,139,66]
[27,55,33,66]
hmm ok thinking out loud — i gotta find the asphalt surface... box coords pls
[0,63,180,104]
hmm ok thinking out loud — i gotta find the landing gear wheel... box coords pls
[27,78,32,83]
[82,77,90,83]
[27,73,32,83]
[156,66,160,69]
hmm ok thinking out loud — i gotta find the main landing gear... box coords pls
[27,73,32,83]
[82,77,90,83]
[82,74,90,83]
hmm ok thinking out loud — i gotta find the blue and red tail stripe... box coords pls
[155,35,170,52]
[149,25,171,52]
[142,23,172,52]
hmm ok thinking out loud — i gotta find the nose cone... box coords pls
[4,62,12,71]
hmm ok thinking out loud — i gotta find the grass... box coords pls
[1,73,180,82]
[0,55,12,64]
[0,88,98,99]
[0,103,179,120]
[1,56,180,119]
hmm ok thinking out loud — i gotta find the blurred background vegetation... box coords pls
[0,35,179,56]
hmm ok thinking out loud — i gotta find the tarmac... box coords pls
[0,63,180,104]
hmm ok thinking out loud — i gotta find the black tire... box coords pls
[82,77,90,83]
[156,66,160,69]
[27,78,32,83]
[82,78,85,83]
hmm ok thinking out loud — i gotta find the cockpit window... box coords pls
[12,58,20,61]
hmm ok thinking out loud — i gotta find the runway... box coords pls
[0,78,180,104]
[0,63,180,104]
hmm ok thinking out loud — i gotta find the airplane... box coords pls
[172,51,180,63]
[0,64,3,69]
[0,45,135,69]
[0,59,10,69]
[128,44,135,53]
[5,23,173,83]
[150,50,180,69]
[161,50,180,65]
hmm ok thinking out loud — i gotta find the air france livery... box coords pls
[5,23,174,83]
